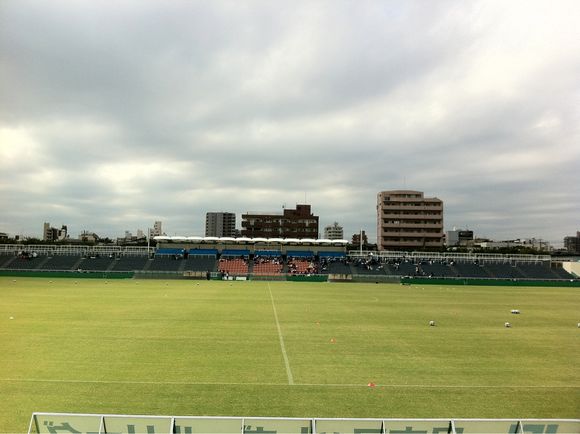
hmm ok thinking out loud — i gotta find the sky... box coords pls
[1,0,579,246]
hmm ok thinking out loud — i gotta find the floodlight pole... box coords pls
[360,228,363,255]
[147,228,151,254]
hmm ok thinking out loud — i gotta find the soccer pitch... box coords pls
[1,277,579,432]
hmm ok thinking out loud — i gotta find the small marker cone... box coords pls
[330,338,336,344]
[367,382,376,388]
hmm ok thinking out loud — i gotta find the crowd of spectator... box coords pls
[218,257,249,276]
[287,257,318,275]
[253,255,283,275]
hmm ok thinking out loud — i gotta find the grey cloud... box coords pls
[1,0,579,245]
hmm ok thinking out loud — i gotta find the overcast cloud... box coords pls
[1,0,579,245]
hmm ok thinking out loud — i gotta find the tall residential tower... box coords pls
[205,212,236,237]
[376,190,444,250]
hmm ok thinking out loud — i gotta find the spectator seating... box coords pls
[418,262,455,277]
[77,256,115,271]
[451,262,491,278]
[348,257,385,275]
[40,255,81,271]
[384,261,417,276]
[287,258,318,274]
[485,263,524,279]
[253,256,283,275]
[4,255,46,270]
[517,263,561,279]
[148,255,184,272]
[319,258,351,274]
[184,256,217,272]
[218,258,248,275]
[110,256,150,272]
[551,267,575,279]
[0,254,15,268]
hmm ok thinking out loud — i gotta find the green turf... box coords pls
[0,277,579,432]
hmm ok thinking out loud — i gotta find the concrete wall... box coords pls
[563,261,580,277]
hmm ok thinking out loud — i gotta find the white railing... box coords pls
[348,250,552,263]
[0,244,151,256]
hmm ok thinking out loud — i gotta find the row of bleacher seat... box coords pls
[347,258,575,280]
[0,254,219,273]
[218,258,248,275]
[252,257,284,275]
[0,253,576,279]
[288,258,318,274]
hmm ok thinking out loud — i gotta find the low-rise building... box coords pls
[564,232,580,254]
[241,204,319,239]
[43,222,68,242]
[324,222,344,240]
[446,229,474,247]
[476,238,552,252]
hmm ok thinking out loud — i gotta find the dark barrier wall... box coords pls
[401,277,580,287]
[286,274,328,282]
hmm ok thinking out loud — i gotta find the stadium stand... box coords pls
[1,241,577,282]
[485,263,525,279]
[110,255,150,272]
[450,261,491,278]
[551,267,575,279]
[184,255,217,272]
[347,257,382,275]
[40,255,82,271]
[148,255,184,272]
[319,257,351,274]
[418,261,455,277]
[516,262,564,279]
[253,256,283,275]
[218,257,249,275]
[77,256,115,271]
[287,257,318,274]
[383,260,418,276]
[0,254,15,268]
[3,255,46,270]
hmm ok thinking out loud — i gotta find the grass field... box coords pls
[0,277,579,432]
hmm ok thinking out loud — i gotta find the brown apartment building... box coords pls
[241,204,319,239]
[377,190,444,250]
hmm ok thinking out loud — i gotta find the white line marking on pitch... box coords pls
[267,282,294,385]
[0,378,577,389]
